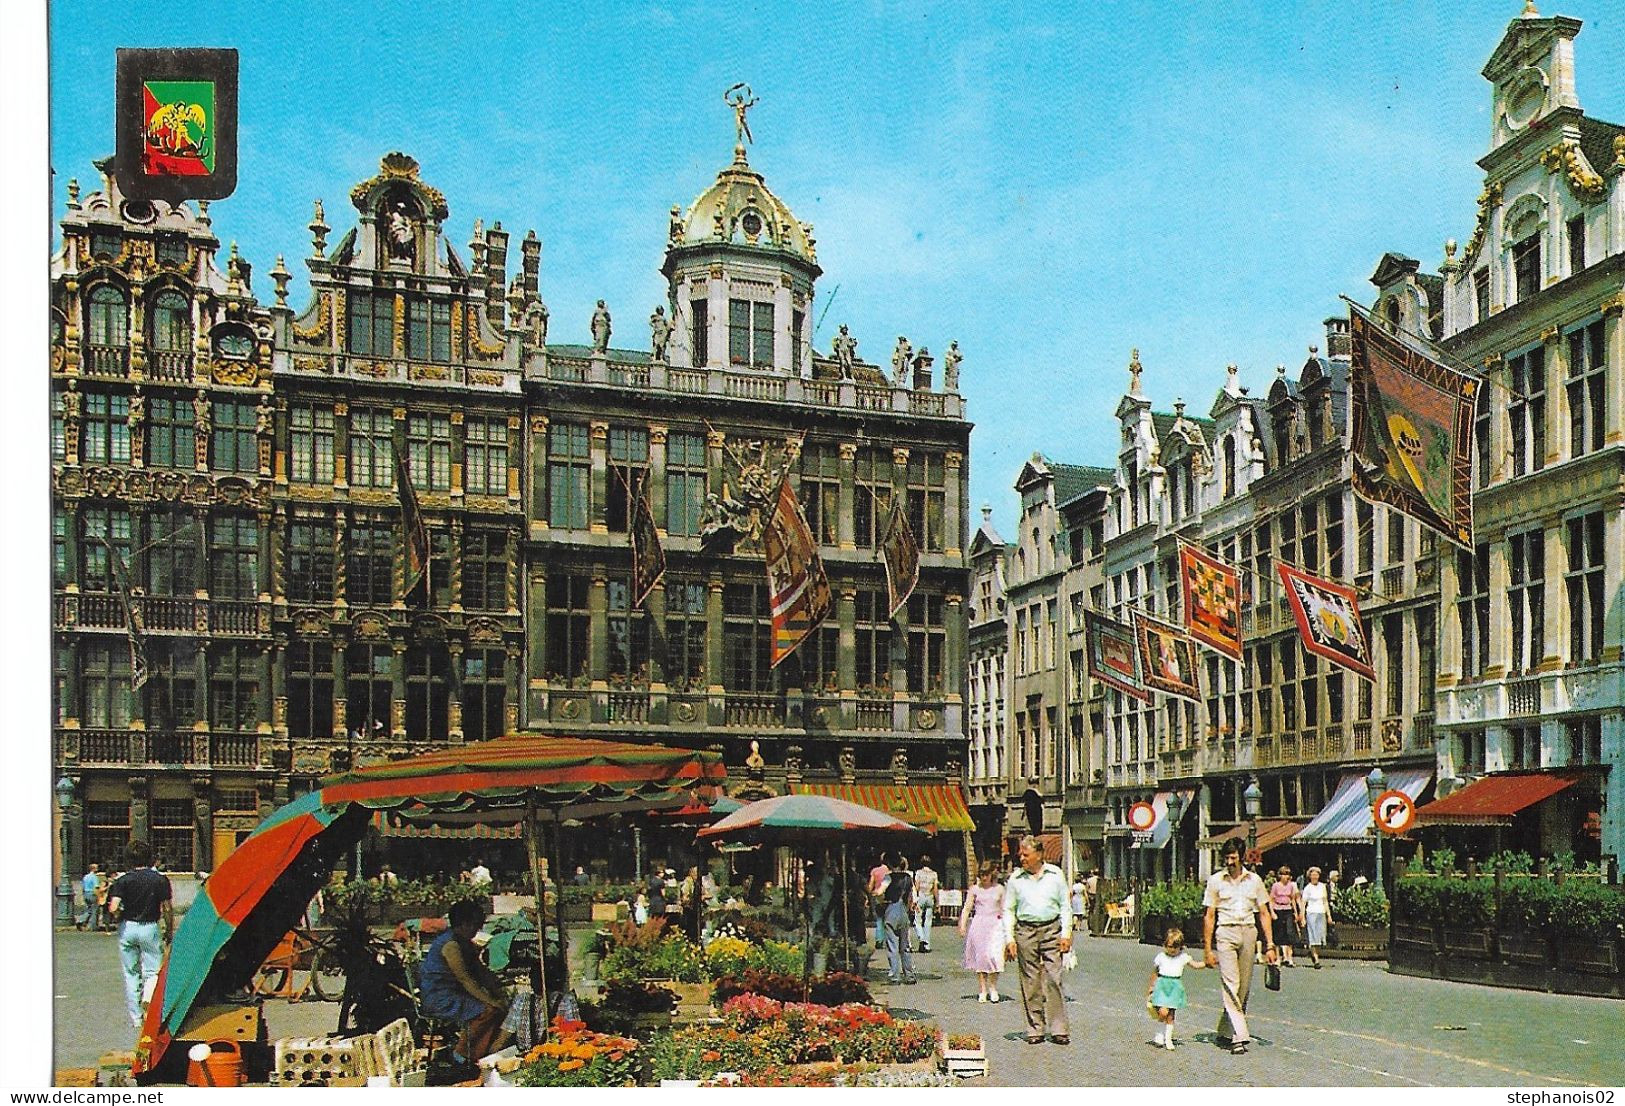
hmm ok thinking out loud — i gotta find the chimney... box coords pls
[484,222,509,330]
[520,230,541,299]
[1324,316,1351,360]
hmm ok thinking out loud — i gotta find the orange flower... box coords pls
[609,1051,625,1062]
[701,1050,721,1062]
[558,1059,585,1072]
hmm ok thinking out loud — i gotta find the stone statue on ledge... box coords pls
[590,300,612,353]
[649,305,673,363]
[832,324,857,379]
[942,341,962,392]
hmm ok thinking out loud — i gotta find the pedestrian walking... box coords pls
[958,861,1005,1003]
[1085,869,1104,937]
[77,863,102,931]
[1070,877,1085,935]
[868,852,891,950]
[1003,835,1072,1045]
[878,854,918,984]
[1145,926,1206,1050]
[1301,866,1332,967]
[106,841,173,1031]
[912,855,939,953]
[1202,838,1277,1055]
[1270,866,1304,967]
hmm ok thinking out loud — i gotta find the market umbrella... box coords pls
[134,734,723,1079]
[697,794,925,990]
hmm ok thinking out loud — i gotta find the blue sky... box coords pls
[47,1,1625,529]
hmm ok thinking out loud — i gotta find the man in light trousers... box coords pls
[912,855,939,953]
[106,840,174,1030]
[1203,838,1276,1056]
[1003,835,1072,1044]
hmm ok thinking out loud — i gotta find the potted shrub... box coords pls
[600,980,679,1032]
[939,1032,987,1078]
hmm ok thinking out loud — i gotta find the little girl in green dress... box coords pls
[1146,927,1205,1050]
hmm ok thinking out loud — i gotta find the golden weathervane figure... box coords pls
[725,83,757,146]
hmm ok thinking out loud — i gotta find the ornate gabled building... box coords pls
[51,159,277,874]
[1424,5,1623,866]
[518,130,974,878]
[266,153,528,817]
[967,504,1012,855]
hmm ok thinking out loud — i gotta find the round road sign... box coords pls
[1127,800,1157,833]
[1373,789,1416,835]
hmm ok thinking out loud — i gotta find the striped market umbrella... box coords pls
[134,735,723,1080]
[697,792,925,846]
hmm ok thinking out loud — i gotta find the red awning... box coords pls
[791,781,974,832]
[371,810,522,839]
[1196,819,1305,853]
[1038,833,1064,864]
[1414,772,1580,827]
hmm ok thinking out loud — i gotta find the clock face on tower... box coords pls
[1503,67,1546,131]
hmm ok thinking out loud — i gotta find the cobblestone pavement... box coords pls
[53,927,1625,1086]
[868,927,1625,1087]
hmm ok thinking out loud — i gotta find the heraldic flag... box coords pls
[1085,610,1149,702]
[395,448,430,600]
[1179,542,1242,660]
[880,495,920,619]
[763,474,833,666]
[1348,305,1478,546]
[1133,610,1203,703]
[629,472,666,609]
[1277,562,1376,681]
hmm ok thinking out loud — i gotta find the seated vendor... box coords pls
[418,900,512,1063]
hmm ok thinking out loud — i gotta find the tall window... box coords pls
[723,582,773,692]
[349,408,394,488]
[607,579,649,681]
[798,443,840,546]
[1508,529,1545,673]
[1566,512,1605,663]
[82,393,131,464]
[144,643,195,731]
[147,508,195,596]
[728,299,774,368]
[212,399,257,473]
[1457,543,1490,678]
[1473,386,1492,490]
[1324,494,1345,576]
[801,623,840,693]
[426,526,452,608]
[906,592,945,694]
[150,290,190,352]
[462,528,508,611]
[344,643,393,735]
[1385,509,1405,566]
[85,801,131,872]
[666,431,707,537]
[405,297,452,362]
[461,648,506,740]
[1279,640,1299,733]
[547,423,590,529]
[1355,499,1374,575]
[464,416,508,496]
[664,577,708,688]
[286,520,334,604]
[544,573,590,682]
[404,645,451,741]
[150,799,194,873]
[689,299,709,365]
[852,448,889,548]
[81,642,132,727]
[906,453,946,552]
[1381,614,1403,718]
[347,521,394,607]
[209,515,259,599]
[88,285,129,348]
[1416,608,1436,713]
[1507,345,1545,477]
[1567,215,1587,274]
[147,397,190,468]
[81,504,132,592]
[407,412,451,491]
[53,509,69,586]
[605,427,649,533]
[1567,320,1606,458]
[289,403,335,484]
[1512,232,1541,302]
[286,642,333,740]
[1566,717,1602,765]
[1509,725,1538,770]
[347,290,395,357]
[209,644,260,731]
[855,589,892,691]
[1472,269,1491,323]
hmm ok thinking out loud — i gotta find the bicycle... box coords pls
[251,926,348,1003]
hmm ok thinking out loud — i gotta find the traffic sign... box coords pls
[1127,801,1157,833]
[1373,789,1416,835]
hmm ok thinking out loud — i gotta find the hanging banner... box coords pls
[1348,306,1477,546]
[1085,610,1149,702]
[1179,542,1243,660]
[629,473,666,610]
[1277,562,1377,682]
[1132,610,1202,703]
[880,495,920,620]
[763,475,832,666]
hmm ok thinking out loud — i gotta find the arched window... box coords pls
[150,290,191,352]
[1384,298,1401,330]
[87,286,128,347]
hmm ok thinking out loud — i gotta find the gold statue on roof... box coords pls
[725,83,758,146]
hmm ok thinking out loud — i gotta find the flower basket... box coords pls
[939,1033,987,1079]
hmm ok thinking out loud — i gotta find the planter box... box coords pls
[1441,927,1494,960]
[940,1036,987,1079]
[590,903,623,923]
[1497,931,1551,968]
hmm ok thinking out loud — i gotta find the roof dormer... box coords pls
[1483,4,1584,154]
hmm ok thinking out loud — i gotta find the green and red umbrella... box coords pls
[134,734,723,1079]
[697,793,924,846]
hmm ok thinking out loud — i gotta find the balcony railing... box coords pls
[147,731,197,765]
[83,344,129,376]
[210,599,261,635]
[1509,679,1540,717]
[608,365,649,389]
[209,732,260,767]
[668,368,707,393]
[725,692,782,728]
[1352,720,1372,753]
[909,392,947,416]
[60,592,202,632]
[856,700,892,731]
[147,349,194,381]
[77,728,135,764]
[606,691,648,724]
[1382,566,1404,595]
[855,386,891,411]
[1412,711,1436,749]
[723,374,788,402]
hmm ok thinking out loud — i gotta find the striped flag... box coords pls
[395,447,430,602]
[762,474,832,666]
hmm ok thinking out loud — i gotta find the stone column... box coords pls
[706,428,727,498]
[449,409,466,498]
[838,442,857,550]
[330,637,348,740]
[529,415,549,529]
[646,580,668,686]
[588,420,609,534]
[707,276,728,370]
[1542,324,1566,469]
[1541,521,1567,671]
[705,574,725,692]
[1602,299,1624,446]
[504,644,522,734]
[390,641,407,741]
[1437,549,1462,692]
[448,516,464,612]
[526,565,546,722]
[333,400,350,489]
[648,424,669,530]
[257,643,274,750]
[588,570,609,685]
[129,775,151,845]
[332,513,348,614]
[506,414,522,501]
[1485,542,1511,680]
[271,634,289,741]
[193,779,213,873]
[507,524,523,615]
[1606,509,1625,665]
[447,640,465,741]
[944,450,964,558]
[269,504,287,610]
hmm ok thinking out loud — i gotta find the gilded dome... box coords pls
[672,147,816,265]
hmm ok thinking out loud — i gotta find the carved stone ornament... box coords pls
[292,748,332,775]
[838,746,856,779]
[352,612,392,641]
[916,708,939,731]
[890,747,909,776]
[212,358,259,386]
[466,616,504,644]
[1381,717,1403,753]
[674,701,698,723]
[558,697,583,720]
[745,739,766,771]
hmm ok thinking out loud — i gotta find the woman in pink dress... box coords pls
[958,861,1006,1003]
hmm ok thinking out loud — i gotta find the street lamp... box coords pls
[1164,791,1184,883]
[55,776,76,927]
[1242,779,1262,870]
[1365,766,1388,898]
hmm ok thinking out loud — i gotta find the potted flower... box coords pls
[939,1032,987,1078]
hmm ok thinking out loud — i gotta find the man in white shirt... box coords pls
[1002,836,1073,1045]
[911,856,940,953]
[469,859,493,887]
[1203,838,1277,1055]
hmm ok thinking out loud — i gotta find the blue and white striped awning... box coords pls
[1293,767,1433,845]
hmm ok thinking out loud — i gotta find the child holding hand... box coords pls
[1146,927,1204,1050]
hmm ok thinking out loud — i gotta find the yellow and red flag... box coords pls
[1277,562,1376,682]
[763,475,832,666]
[1179,541,1242,660]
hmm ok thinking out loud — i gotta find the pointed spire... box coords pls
[271,255,291,309]
[66,178,80,207]
[1521,0,1539,17]
[309,199,329,257]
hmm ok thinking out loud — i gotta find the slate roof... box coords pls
[1579,115,1625,181]
[1050,463,1114,505]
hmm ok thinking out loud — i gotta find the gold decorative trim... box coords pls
[409,362,450,381]
[1462,181,1503,267]
[467,368,505,387]
[210,358,258,386]
[292,293,331,343]
[1539,141,1606,202]
[293,355,329,374]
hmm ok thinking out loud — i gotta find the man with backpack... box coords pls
[878,853,918,985]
